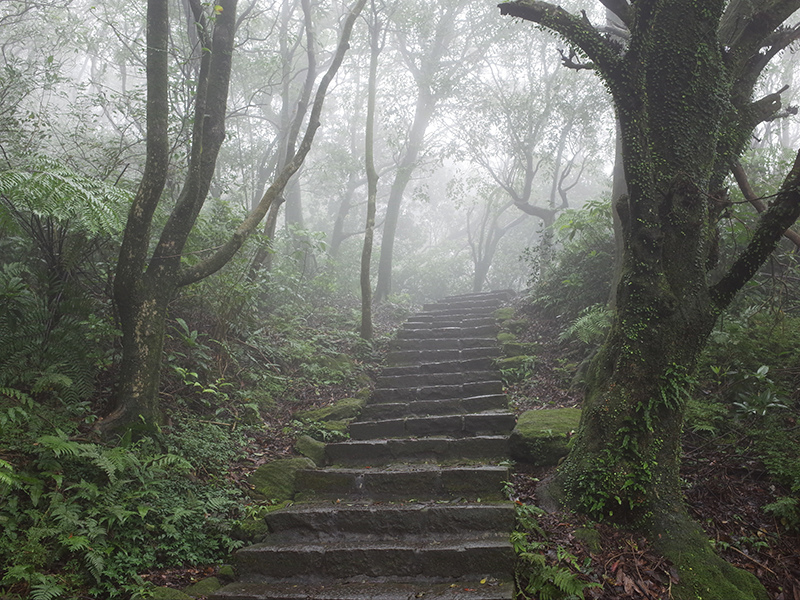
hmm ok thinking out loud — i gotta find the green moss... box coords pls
[493,307,515,321]
[183,577,221,597]
[502,341,539,357]
[504,319,529,334]
[509,409,582,466]
[295,434,326,466]
[654,513,769,600]
[497,332,518,344]
[295,397,365,422]
[247,457,315,501]
[217,564,236,582]
[136,587,192,600]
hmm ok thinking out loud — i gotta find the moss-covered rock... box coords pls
[495,356,535,383]
[134,587,192,600]
[183,577,221,598]
[493,307,515,321]
[497,332,517,344]
[295,397,365,423]
[217,564,236,582]
[504,319,529,334]
[502,341,539,357]
[248,457,315,501]
[509,408,581,466]
[295,434,326,466]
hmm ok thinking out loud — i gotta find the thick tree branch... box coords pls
[711,148,800,309]
[178,0,367,286]
[497,1,621,82]
[598,0,630,27]
[731,158,800,250]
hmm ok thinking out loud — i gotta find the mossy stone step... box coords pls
[396,324,499,339]
[403,316,498,328]
[211,578,514,599]
[389,336,499,351]
[380,357,496,377]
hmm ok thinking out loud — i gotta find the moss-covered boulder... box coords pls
[134,587,192,600]
[217,565,236,582]
[183,577,221,598]
[509,408,581,466]
[497,332,517,344]
[295,397,365,423]
[248,457,315,501]
[295,434,326,466]
[502,341,539,357]
[493,307,515,321]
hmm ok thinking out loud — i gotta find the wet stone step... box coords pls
[232,535,514,581]
[371,381,504,403]
[395,325,499,340]
[380,357,496,377]
[263,502,515,540]
[389,337,499,352]
[323,436,509,467]
[359,394,509,421]
[421,299,506,312]
[295,464,510,501]
[386,347,501,366]
[374,371,499,389]
[210,578,514,600]
[404,316,498,328]
[348,412,516,441]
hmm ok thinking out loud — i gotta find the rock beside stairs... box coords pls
[212,291,518,600]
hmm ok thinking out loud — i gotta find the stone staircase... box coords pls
[212,291,518,600]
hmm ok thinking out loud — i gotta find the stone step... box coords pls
[386,347,501,366]
[404,316,497,328]
[210,579,514,600]
[380,357,496,377]
[349,412,516,440]
[360,394,509,421]
[232,534,514,581]
[324,436,509,467]
[295,464,509,501]
[396,324,499,340]
[264,502,515,540]
[443,290,515,302]
[374,370,498,389]
[371,381,504,403]
[389,337,499,352]
[421,299,506,312]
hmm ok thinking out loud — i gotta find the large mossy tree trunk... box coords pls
[499,1,800,598]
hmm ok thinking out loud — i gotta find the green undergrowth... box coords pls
[512,504,601,600]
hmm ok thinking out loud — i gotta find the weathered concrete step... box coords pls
[324,436,509,467]
[360,395,508,421]
[232,535,513,581]
[295,464,509,501]
[396,325,499,340]
[372,381,503,403]
[264,502,515,540]
[349,412,516,440]
[380,357,496,377]
[375,371,499,389]
[390,337,498,352]
[387,347,501,366]
[211,578,514,599]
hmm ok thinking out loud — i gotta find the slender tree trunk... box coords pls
[360,0,381,340]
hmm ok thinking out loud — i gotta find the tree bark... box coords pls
[499,1,800,597]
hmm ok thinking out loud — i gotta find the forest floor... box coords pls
[142,305,800,600]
